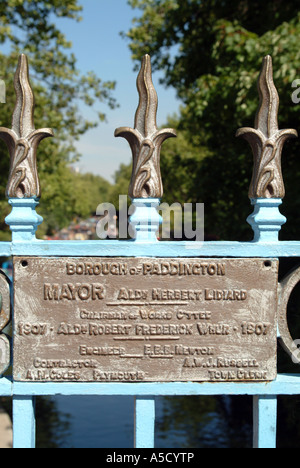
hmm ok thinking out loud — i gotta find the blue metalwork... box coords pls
[129,198,162,242]
[134,397,155,448]
[247,198,287,242]
[5,199,43,242]
[12,396,36,449]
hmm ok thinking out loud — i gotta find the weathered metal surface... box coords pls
[13,257,278,383]
[278,265,300,364]
[236,55,297,199]
[0,271,11,375]
[115,55,176,199]
[0,54,53,199]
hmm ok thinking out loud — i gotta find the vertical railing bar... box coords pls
[0,55,51,449]
[134,396,155,448]
[120,56,170,449]
[253,395,277,448]
[13,395,36,448]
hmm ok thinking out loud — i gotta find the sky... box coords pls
[56,0,180,182]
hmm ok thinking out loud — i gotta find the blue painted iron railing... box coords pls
[0,53,300,449]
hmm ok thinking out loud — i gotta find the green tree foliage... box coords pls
[0,0,117,238]
[124,0,300,240]
[37,170,112,238]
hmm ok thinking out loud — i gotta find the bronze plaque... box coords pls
[13,257,279,382]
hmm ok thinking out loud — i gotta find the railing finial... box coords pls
[115,54,176,199]
[0,54,53,199]
[236,55,297,200]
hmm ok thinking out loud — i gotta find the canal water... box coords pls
[44,395,254,448]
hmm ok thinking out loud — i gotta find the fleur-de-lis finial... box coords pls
[0,54,53,199]
[236,55,298,199]
[115,55,176,198]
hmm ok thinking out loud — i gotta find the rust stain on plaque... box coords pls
[13,257,279,382]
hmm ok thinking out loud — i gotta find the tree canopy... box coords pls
[0,0,117,239]
[123,0,300,241]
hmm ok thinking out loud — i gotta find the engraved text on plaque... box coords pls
[13,257,279,382]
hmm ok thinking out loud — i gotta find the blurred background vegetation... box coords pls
[123,0,300,242]
[0,0,117,240]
